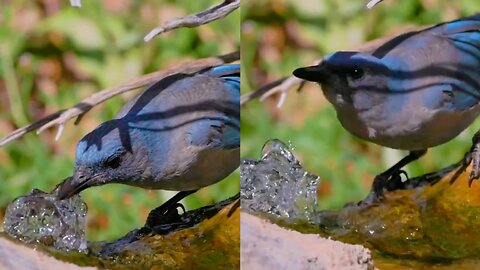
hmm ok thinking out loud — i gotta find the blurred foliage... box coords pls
[0,0,239,241]
[241,0,480,210]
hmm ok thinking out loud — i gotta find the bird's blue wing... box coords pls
[428,13,480,35]
[189,65,240,149]
[211,65,240,149]
[382,15,480,112]
[206,64,240,95]
[188,117,239,149]
[433,15,480,110]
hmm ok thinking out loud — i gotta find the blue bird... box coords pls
[57,64,240,226]
[293,14,480,201]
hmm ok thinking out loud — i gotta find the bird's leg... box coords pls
[451,130,480,186]
[363,149,427,204]
[145,190,198,229]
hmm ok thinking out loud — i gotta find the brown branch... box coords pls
[366,0,384,9]
[240,76,305,108]
[241,78,287,106]
[0,51,239,147]
[69,0,81,8]
[262,78,306,108]
[144,0,240,42]
[240,60,319,108]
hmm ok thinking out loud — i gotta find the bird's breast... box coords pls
[147,147,239,191]
[335,94,480,150]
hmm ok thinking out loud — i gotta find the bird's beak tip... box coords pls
[56,176,89,200]
[292,65,327,82]
[292,67,305,78]
[56,179,74,200]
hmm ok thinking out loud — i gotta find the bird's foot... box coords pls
[451,133,480,186]
[384,169,409,191]
[361,169,409,205]
[468,141,480,186]
[144,202,187,234]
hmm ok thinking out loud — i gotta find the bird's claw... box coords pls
[174,202,187,214]
[385,169,409,190]
[468,142,480,186]
[450,151,471,184]
[362,169,409,205]
[372,174,387,200]
[452,134,480,186]
[145,202,186,229]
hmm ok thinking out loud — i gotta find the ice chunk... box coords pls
[3,182,87,253]
[240,139,320,222]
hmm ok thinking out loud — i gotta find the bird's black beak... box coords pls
[293,64,330,83]
[57,172,100,200]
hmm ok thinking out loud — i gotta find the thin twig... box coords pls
[259,72,309,108]
[240,61,318,107]
[366,0,384,9]
[0,51,239,147]
[240,78,286,106]
[69,0,81,8]
[240,77,305,108]
[144,0,240,42]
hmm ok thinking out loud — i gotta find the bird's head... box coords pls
[57,120,148,200]
[293,51,390,110]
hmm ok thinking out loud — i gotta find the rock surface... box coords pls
[0,236,95,270]
[240,212,375,270]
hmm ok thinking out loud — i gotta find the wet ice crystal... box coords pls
[3,182,87,253]
[240,139,320,222]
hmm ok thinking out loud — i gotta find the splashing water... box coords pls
[3,184,87,253]
[240,139,320,222]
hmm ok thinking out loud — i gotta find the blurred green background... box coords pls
[241,0,480,209]
[0,0,239,241]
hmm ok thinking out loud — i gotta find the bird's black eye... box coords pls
[105,156,121,169]
[348,67,364,80]
[105,151,124,169]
